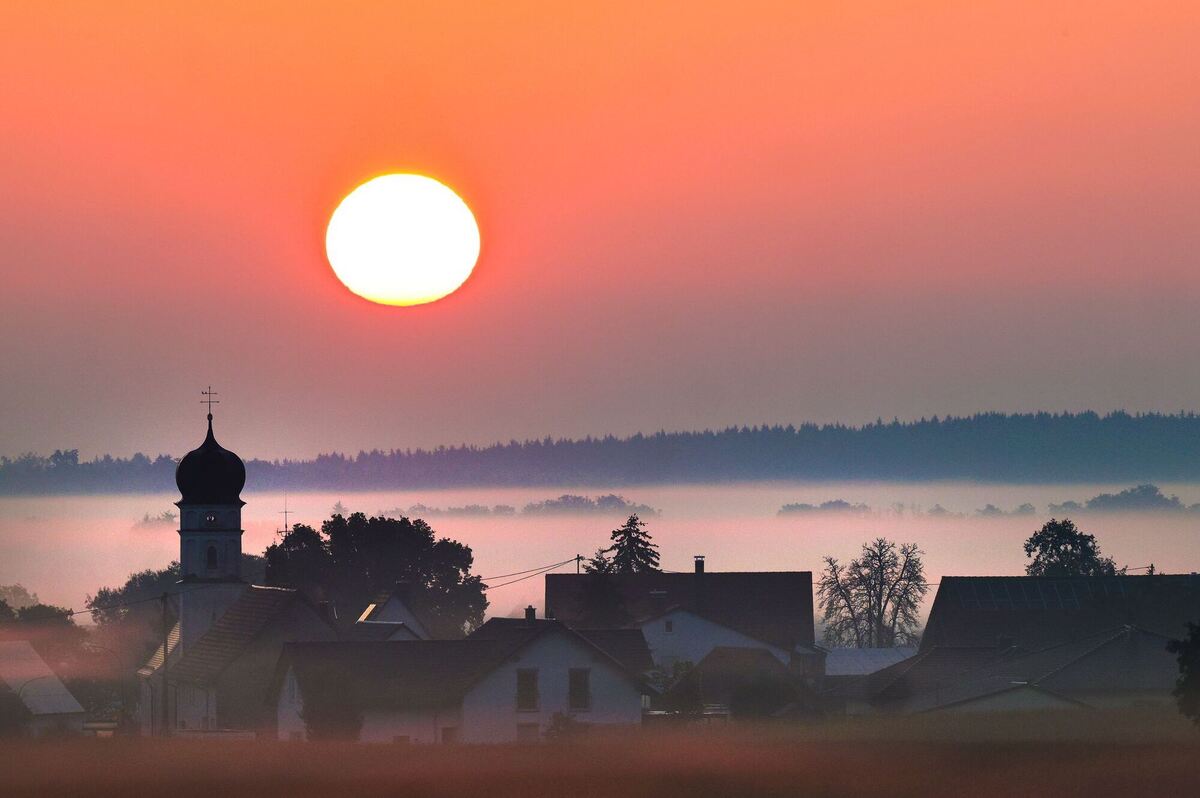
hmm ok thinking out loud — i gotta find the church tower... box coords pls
[174,398,248,649]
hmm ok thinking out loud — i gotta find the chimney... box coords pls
[694,555,705,574]
[524,605,537,624]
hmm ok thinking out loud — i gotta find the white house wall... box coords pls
[459,632,642,743]
[639,609,790,668]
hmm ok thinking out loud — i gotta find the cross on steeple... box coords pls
[200,386,219,419]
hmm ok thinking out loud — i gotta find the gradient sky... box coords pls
[2,2,1198,460]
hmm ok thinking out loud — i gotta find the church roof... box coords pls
[175,414,245,505]
[169,586,310,685]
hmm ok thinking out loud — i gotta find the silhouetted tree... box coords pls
[299,668,363,741]
[265,512,487,637]
[583,548,614,575]
[1023,518,1122,577]
[1167,622,1200,727]
[608,514,659,573]
[0,599,14,625]
[817,538,927,647]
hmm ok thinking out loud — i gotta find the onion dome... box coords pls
[175,414,246,505]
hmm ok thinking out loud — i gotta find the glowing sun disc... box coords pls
[325,174,480,306]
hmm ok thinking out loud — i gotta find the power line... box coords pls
[484,561,574,591]
[479,558,576,581]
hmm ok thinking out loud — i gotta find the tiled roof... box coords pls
[170,586,300,685]
[824,647,917,677]
[921,574,1200,651]
[470,618,655,673]
[278,639,516,710]
[545,570,814,650]
[899,626,1178,713]
[0,640,85,716]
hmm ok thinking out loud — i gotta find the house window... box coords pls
[440,726,458,744]
[206,545,218,570]
[516,723,540,743]
[516,668,539,710]
[664,620,674,634]
[568,668,591,711]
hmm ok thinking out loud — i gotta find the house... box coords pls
[0,640,86,736]
[348,582,430,641]
[841,574,1200,715]
[271,610,651,743]
[545,557,820,675]
[136,411,338,736]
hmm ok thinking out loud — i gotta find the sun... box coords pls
[325,174,480,306]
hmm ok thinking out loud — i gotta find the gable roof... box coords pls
[824,647,918,677]
[900,626,1177,713]
[0,640,85,716]
[921,574,1200,652]
[356,585,431,639]
[470,618,654,673]
[169,585,322,685]
[345,621,422,642]
[275,621,653,711]
[545,570,814,650]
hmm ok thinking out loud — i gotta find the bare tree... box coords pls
[817,538,927,648]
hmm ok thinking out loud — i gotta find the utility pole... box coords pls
[576,554,583,574]
[160,591,170,737]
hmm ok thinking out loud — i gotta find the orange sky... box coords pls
[2,2,1198,459]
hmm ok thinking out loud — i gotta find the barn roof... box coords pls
[545,569,814,651]
[920,574,1200,652]
[899,625,1178,713]
[0,640,84,717]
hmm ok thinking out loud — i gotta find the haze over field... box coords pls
[4,482,1198,618]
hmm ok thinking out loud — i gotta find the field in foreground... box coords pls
[2,713,1199,798]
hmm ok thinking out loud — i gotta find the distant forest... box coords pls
[3,412,1200,495]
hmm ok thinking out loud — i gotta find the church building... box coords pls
[137,409,337,736]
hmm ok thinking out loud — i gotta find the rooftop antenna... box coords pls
[200,386,220,421]
[278,496,292,540]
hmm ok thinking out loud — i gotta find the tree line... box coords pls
[7,411,1200,494]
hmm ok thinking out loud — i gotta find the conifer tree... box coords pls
[608,514,660,573]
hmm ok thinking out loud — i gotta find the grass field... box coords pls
[2,711,1197,797]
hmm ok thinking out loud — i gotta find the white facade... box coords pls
[458,631,643,743]
[638,608,790,668]
[276,631,644,743]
